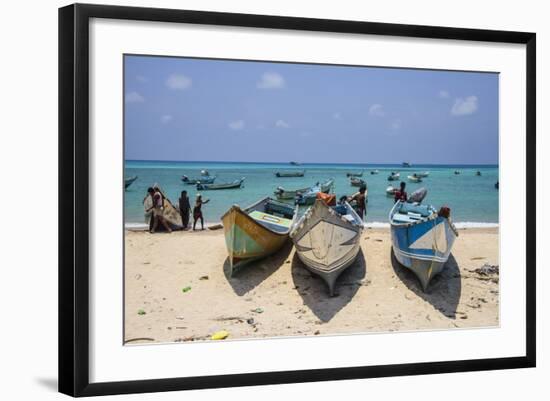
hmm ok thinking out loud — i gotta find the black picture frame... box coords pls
[59,3,536,397]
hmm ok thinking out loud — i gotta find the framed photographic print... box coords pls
[58,3,536,397]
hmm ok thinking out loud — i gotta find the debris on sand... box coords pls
[211,330,229,340]
[472,264,499,276]
[208,224,223,230]
[199,275,209,280]
[181,286,192,293]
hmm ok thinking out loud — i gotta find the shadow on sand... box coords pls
[390,249,461,319]
[223,241,293,296]
[291,249,367,322]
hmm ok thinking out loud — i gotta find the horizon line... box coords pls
[125,159,499,166]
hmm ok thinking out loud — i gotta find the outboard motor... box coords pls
[408,187,427,204]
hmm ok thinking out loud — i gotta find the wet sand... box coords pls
[124,227,499,344]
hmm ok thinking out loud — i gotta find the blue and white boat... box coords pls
[389,197,458,291]
[295,179,334,205]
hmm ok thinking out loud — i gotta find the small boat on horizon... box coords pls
[196,178,245,190]
[370,170,379,175]
[402,162,411,168]
[290,161,301,166]
[275,170,305,177]
[290,197,364,296]
[221,197,298,276]
[389,192,458,291]
[454,170,461,175]
[295,179,334,205]
[181,175,216,185]
[125,176,138,189]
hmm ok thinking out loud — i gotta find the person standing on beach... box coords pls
[394,181,408,203]
[193,194,210,231]
[145,187,172,233]
[349,184,367,219]
[178,190,191,230]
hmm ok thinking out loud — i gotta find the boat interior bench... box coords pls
[249,210,292,233]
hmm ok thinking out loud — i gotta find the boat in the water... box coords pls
[221,197,298,275]
[454,170,461,175]
[290,197,364,296]
[370,170,379,175]
[346,171,363,177]
[402,162,411,168]
[275,170,305,177]
[350,177,366,187]
[386,185,398,197]
[181,175,216,185]
[197,178,245,190]
[495,181,499,189]
[125,176,138,189]
[295,179,334,205]
[416,171,429,178]
[408,174,422,183]
[387,172,400,181]
[143,184,183,229]
[389,191,458,291]
[200,169,210,176]
[290,161,301,166]
[274,185,310,200]
[476,171,482,176]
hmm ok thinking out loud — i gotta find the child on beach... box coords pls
[179,190,191,230]
[193,194,210,231]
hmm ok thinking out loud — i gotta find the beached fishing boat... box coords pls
[274,185,310,200]
[290,198,364,296]
[143,184,183,229]
[221,197,298,275]
[408,175,422,183]
[387,172,400,181]
[275,170,305,177]
[181,175,216,185]
[197,178,245,190]
[416,172,429,178]
[346,171,363,177]
[370,170,379,175]
[125,176,138,189]
[386,185,397,197]
[295,179,334,205]
[389,196,458,291]
[350,177,366,187]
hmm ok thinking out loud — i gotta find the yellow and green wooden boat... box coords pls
[221,197,298,276]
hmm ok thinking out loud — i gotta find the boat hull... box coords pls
[221,205,290,276]
[391,216,457,291]
[291,200,363,296]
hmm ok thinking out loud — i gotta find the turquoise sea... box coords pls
[124,160,499,227]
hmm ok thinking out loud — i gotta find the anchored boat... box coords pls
[408,174,422,183]
[370,170,379,175]
[416,171,429,178]
[346,171,363,177]
[275,170,305,177]
[389,194,458,291]
[386,185,398,197]
[387,172,400,181]
[197,178,245,190]
[125,176,138,189]
[290,197,364,296]
[221,197,298,276]
[274,185,310,200]
[295,179,334,205]
[349,177,366,187]
[181,175,216,185]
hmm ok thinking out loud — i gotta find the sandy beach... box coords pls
[124,227,499,344]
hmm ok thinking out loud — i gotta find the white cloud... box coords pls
[125,91,144,103]
[136,75,148,83]
[166,74,192,90]
[228,120,245,131]
[275,119,290,128]
[390,120,401,130]
[333,112,342,120]
[257,72,285,89]
[368,104,385,117]
[451,96,478,116]
[160,115,173,124]
[439,90,450,98]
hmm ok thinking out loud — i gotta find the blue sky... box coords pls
[124,55,498,164]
